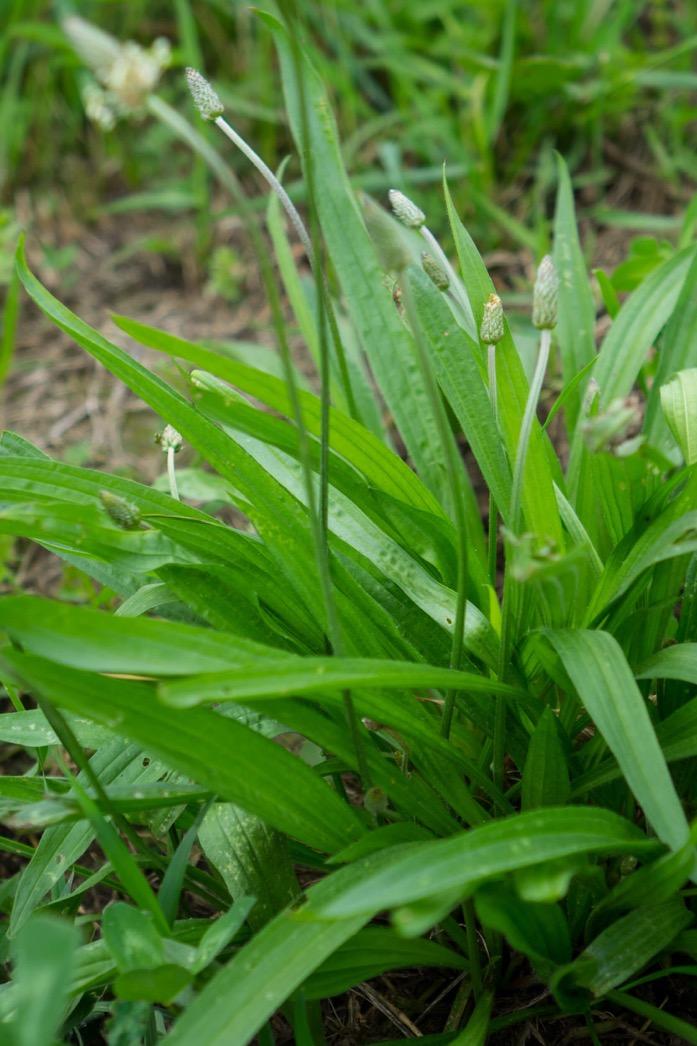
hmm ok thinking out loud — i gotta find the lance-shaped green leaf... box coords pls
[0,651,365,854]
[521,706,570,810]
[636,642,697,685]
[14,240,327,641]
[0,595,283,675]
[443,173,562,544]
[646,251,697,446]
[552,155,596,428]
[265,15,453,508]
[163,899,367,1045]
[159,657,523,708]
[304,926,466,999]
[406,266,512,522]
[198,803,297,930]
[544,629,690,853]
[660,368,697,465]
[593,244,697,407]
[9,914,80,1046]
[9,741,163,937]
[309,808,655,918]
[112,314,445,520]
[551,900,692,1009]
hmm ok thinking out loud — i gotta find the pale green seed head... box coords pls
[421,252,450,291]
[480,293,504,345]
[532,254,559,330]
[100,490,141,530]
[185,67,224,121]
[388,189,425,229]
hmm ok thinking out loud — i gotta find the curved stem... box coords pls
[166,447,179,501]
[214,115,358,419]
[486,343,498,586]
[509,328,552,533]
[420,225,476,338]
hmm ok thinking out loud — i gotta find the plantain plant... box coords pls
[1,13,697,1045]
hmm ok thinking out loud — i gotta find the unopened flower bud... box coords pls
[364,786,389,818]
[100,490,141,530]
[388,189,425,229]
[532,255,559,330]
[421,252,449,291]
[480,293,504,345]
[156,424,183,453]
[185,67,224,121]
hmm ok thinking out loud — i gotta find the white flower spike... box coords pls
[388,189,425,229]
[185,67,224,121]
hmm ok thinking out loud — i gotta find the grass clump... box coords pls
[1,9,697,1045]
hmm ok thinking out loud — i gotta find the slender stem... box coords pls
[495,328,552,787]
[213,115,358,420]
[420,225,476,338]
[216,115,312,255]
[283,10,370,786]
[463,899,482,1000]
[401,278,468,740]
[509,328,552,533]
[37,699,152,861]
[486,343,498,587]
[486,340,505,788]
[166,447,179,501]
[153,97,357,781]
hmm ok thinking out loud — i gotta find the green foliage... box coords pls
[2,8,697,1044]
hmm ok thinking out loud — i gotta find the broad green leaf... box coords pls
[15,241,329,640]
[0,651,365,854]
[475,882,571,973]
[443,173,562,545]
[0,595,282,675]
[572,695,697,793]
[406,266,512,522]
[303,926,466,999]
[552,155,597,428]
[646,251,697,447]
[585,474,697,622]
[589,835,697,934]
[450,990,493,1045]
[163,889,368,1045]
[0,709,113,749]
[309,808,655,918]
[660,368,697,464]
[545,630,690,852]
[198,803,297,930]
[10,914,79,1046]
[552,900,692,1008]
[114,964,192,1004]
[593,244,697,407]
[159,657,523,708]
[636,642,697,686]
[192,896,256,974]
[102,904,164,973]
[0,500,190,574]
[521,706,570,810]
[112,314,444,519]
[267,16,453,508]
[9,741,164,937]
[329,823,434,865]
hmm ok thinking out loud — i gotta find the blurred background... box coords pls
[1,0,696,507]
